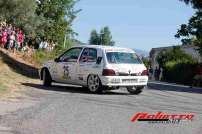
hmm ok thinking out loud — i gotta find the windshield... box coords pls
[106,52,142,64]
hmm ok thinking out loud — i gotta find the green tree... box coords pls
[89,26,115,46]
[176,0,202,55]
[156,46,196,84]
[157,46,195,68]
[0,0,79,46]
[100,27,115,46]
[36,0,80,44]
[142,57,150,68]
[0,0,42,36]
[89,30,100,45]
[179,0,202,9]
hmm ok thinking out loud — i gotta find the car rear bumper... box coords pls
[99,76,148,87]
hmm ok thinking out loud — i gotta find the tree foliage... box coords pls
[89,26,115,46]
[176,0,202,55]
[179,0,202,9]
[0,0,40,35]
[0,0,80,45]
[157,46,195,68]
[157,46,196,84]
[36,0,80,43]
[89,30,100,45]
[100,27,115,46]
[142,57,150,68]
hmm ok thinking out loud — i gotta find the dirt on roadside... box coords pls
[0,49,41,99]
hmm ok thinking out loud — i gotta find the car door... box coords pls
[54,47,83,84]
[78,48,98,85]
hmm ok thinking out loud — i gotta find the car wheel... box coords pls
[42,69,52,87]
[127,86,144,95]
[87,75,102,93]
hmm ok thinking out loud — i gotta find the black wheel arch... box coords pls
[87,74,102,85]
[40,67,52,80]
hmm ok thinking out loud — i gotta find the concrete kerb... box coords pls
[148,81,202,94]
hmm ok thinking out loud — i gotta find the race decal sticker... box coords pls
[63,65,71,79]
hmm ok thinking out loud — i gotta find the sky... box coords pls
[72,0,194,51]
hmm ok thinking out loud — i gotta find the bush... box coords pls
[32,41,75,66]
[32,50,57,65]
[163,60,196,85]
[157,46,198,85]
[157,46,195,68]
[142,57,150,68]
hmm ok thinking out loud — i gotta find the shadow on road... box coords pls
[21,83,129,95]
[148,83,202,94]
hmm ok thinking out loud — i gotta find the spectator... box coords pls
[0,21,55,56]
[1,29,8,48]
[46,40,52,52]
[51,40,56,50]
[21,42,29,53]
[47,40,56,52]
[159,67,163,81]
[148,66,153,80]
[7,24,12,35]
[8,31,16,52]
[39,38,48,50]
[43,39,48,50]
[154,67,158,80]
[192,64,202,87]
[39,39,44,49]
[17,30,24,49]
[0,24,2,33]
[34,37,41,49]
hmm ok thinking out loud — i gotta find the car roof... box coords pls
[75,44,135,52]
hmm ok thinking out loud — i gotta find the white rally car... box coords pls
[39,45,148,94]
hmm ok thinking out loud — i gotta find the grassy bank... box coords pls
[0,54,40,97]
[32,50,58,65]
[0,83,7,94]
[29,42,75,66]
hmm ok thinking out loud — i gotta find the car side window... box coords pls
[80,48,97,62]
[59,48,82,62]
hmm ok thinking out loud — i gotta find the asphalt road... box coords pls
[0,83,202,134]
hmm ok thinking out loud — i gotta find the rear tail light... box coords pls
[141,70,148,76]
[102,69,116,76]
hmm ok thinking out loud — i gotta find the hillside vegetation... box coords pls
[0,51,40,97]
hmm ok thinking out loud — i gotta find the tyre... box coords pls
[87,75,103,93]
[42,69,52,87]
[127,86,144,95]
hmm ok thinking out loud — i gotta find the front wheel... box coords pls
[87,75,103,93]
[127,86,144,95]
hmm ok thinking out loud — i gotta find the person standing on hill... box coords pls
[9,31,16,52]
[192,64,202,87]
[154,67,158,80]
[148,66,153,80]
[7,24,12,35]
[17,30,24,50]
[1,29,8,48]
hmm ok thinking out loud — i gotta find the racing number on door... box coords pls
[63,65,70,79]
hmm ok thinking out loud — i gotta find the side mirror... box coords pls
[96,57,102,64]
[54,58,60,62]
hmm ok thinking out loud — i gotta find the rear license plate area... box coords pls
[122,79,138,83]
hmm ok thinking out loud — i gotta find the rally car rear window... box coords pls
[106,52,142,64]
